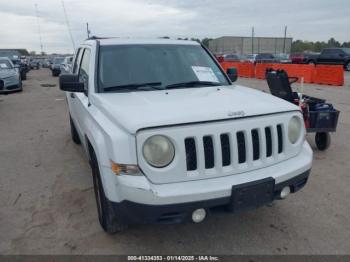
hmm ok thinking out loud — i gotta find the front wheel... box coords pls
[315,132,331,151]
[345,62,350,72]
[90,147,128,234]
[18,79,23,92]
[308,60,316,66]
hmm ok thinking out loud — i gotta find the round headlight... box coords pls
[143,135,175,168]
[288,116,302,144]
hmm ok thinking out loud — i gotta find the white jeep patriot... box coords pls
[59,38,313,233]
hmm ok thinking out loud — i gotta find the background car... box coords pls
[244,54,258,63]
[316,48,350,70]
[274,53,292,63]
[10,57,27,80]
[29,59,40,70]
[222,54,241,62]
[0,57,22,93]
[60,56,73,74]
[50,57,65,77]
[254,53,279,64]
[290,52,320,64]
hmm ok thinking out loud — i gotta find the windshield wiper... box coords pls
[165,81,221,89]
[103,82,163,92]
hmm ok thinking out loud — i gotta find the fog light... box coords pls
[280,186,291,199]
[192,208,206,223]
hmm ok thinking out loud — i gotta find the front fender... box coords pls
[84,106,137,200]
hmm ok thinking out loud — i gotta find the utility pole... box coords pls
[86,23,91,38]
[34,4,44,55]
[283,25,287,53]
[61,0,75,51]
[251,26,255,54]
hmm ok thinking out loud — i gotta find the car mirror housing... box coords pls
[59,74,85,92]
[227,67,238,82]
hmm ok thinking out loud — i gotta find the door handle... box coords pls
[70,93,75,98]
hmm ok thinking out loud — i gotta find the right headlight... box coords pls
[143,135,175,168]
[288,116,302,144]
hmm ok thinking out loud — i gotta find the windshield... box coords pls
[0,60,12,69]
[98,44,229,92]
[343,48,350,55]
[54,58,64,64]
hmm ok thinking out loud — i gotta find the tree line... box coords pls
[291,38,350,53]
[166,37,350,54]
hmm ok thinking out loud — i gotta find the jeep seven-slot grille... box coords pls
[184,125,285,171]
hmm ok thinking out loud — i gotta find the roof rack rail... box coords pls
[86,36,120,40]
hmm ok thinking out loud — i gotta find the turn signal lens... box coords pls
[110,161,142,176]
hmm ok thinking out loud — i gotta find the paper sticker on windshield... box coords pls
[192,66,219,83]
[0,64,7,68]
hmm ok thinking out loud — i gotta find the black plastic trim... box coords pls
[110,169,311,225]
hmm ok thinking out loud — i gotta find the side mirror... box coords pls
[59,74,85,92]
[227,67,238,82]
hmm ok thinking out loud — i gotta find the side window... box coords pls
[79,49,91,94]
[73,48,83,74]
[335,50,344,56]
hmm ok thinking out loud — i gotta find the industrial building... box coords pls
[208,36,293,55]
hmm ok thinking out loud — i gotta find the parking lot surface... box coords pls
[0,69,350,254]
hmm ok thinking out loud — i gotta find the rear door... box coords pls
[317,49,332,64]
[331,49,346,65]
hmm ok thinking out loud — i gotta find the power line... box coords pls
[34,3,44,54]
[61,0,76,51]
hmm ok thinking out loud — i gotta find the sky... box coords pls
[0,0,349,54]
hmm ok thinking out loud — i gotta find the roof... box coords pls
[0,57,12,61]
[0,49,29,56]
[85,37,200,46]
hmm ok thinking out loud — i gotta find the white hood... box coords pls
[91,85,299,134]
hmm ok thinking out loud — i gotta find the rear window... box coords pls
[343,48,350,55]
[54,57,64,64]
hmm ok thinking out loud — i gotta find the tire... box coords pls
[345,62,350,72]
[18,79,23,92]
[308,60,316,66]
[89,146,127,234]
[315,132,331,151]
[70,116,81,145]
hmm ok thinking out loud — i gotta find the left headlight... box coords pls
[288,116,302,144]
[143,135,175,168]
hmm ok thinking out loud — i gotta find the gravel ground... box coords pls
[0,69,349,255]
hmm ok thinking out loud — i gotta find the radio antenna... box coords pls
[61,0,76,51]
